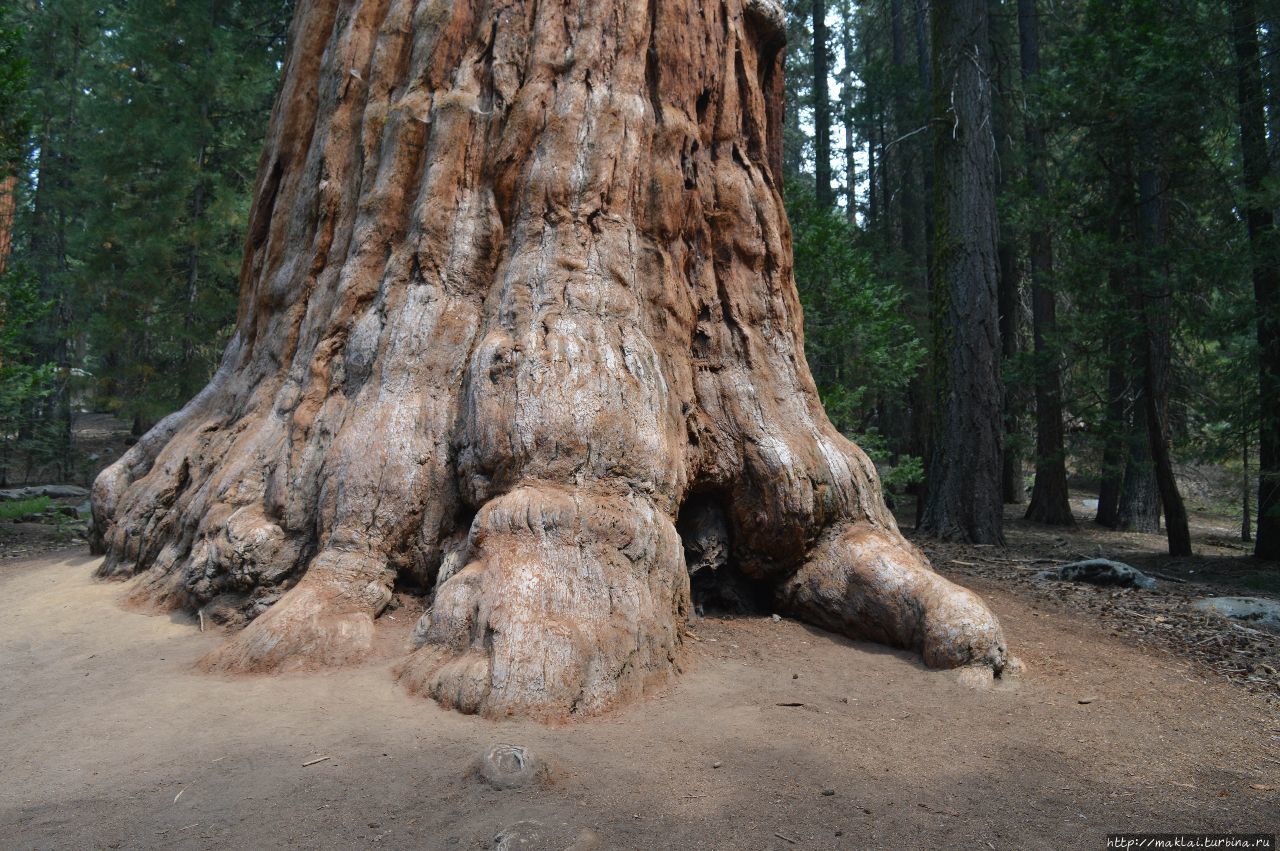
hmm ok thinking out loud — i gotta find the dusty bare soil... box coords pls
[1,549,1277,850]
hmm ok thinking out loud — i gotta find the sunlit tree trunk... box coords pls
[92,0,1010,719]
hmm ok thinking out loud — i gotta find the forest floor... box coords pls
[2,499,1278,850]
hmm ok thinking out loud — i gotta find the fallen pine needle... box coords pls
[173,790,184,804]
[774,832,798,844]
[303,756,331,767]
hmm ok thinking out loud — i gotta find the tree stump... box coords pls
[91,0,1009,718]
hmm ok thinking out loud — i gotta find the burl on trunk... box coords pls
[91,0,1010,718]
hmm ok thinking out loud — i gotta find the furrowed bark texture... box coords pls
[91,0,1009,719]
[921,0,1005,544]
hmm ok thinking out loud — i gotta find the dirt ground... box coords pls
[2,541,1277,851]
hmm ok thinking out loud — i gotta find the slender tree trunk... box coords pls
[867,127,878,225]
[989,0,1023,505]
[921,0,1004,544]
[1095,266,1127,528]
[840,1,857,224]
[911,0,935,525]
[0,175,15,276]
[1244,418,1253,543]
[1232,0,1280,560]
[1018,0,1073,526]
[890,0,919,260]
[91,0,1010,719]
[180,139,209,402]
[1097,161,1134,528]
[1135,147,1191,556]
[813,0,833,206]
[1118,384,1161,533]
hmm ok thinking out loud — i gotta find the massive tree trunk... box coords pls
[1018,0,1073,527]
[90,0,1009,720]
[920,0,1004,544]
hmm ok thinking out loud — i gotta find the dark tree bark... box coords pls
[890,0,920,264]
[1135,144,1191,556]
[920,0,1004,544]
[1232,0,1280,560]
[989,0,1023,505]
[909,0,935,525]
[1095,274,1127,528]
[1244,414,1253,543]
[1118,390,1161,533]
[0,175,14,276]
[813,0,833,206]
[91,0,1010,720]
[1097,156,1138,529]
[1018,0,1073,527]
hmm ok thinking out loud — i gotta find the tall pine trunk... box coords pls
[813,0,833,206]
[0,175,14,276]
[1019,0,1073,526]
[990,0,1023,505]
[1134,148,1190,555]
[920,0,1004,544]
[1233,0,1280,561]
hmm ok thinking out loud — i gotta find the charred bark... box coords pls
[91,0,1010,719]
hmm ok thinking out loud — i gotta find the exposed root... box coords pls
[779,523,1009,675]
[399,485,689,718]
[197,550,394,674]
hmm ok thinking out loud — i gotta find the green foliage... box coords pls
[0,10,29,169]
[4,0,291,437]
[787,184,925,487]
[0,265,58,484]
[0,495,50,521]
[75,0,292,423]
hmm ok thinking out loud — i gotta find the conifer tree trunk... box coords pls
[840,0,857,224]
[920,0,1004,544]
[990,0,1023,506]
[0,175,15,276]
[1018,0,1073,527]
[1136,145,1191,556]
[813,0,833,206]
[1232,0,1280,561]
[92,0,1009,719]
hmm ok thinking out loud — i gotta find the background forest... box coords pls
[0,0,1275,557]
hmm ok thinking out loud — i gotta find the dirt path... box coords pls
[2,552,1277,850]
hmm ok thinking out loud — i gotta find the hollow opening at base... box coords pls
[676,490,770,616]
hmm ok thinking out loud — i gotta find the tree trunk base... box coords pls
[89,0,1012,720]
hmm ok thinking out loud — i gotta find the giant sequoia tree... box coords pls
[91,0,1009,719]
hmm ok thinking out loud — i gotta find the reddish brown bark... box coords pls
[92,0,1009,719]
[0,175,15,276]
